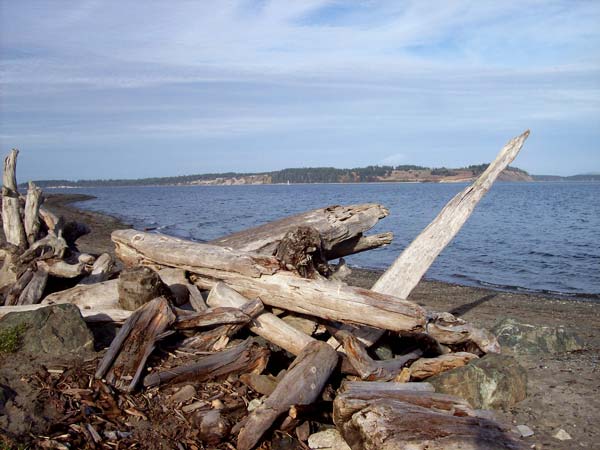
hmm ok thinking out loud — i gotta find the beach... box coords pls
[4,193,599,449]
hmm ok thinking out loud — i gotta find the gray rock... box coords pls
[553,429,572,441]
[308,429,351,450]
[515,424,534,438]
[0,304,93,357]
[492,318,584,354]
[428,354,527,410]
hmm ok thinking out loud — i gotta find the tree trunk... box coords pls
[95,296,175,392]
[237,341,339,450]
[1,149,27,248]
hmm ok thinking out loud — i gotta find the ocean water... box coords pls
[57,182,600,299]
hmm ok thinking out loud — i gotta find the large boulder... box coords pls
[0,303,94,357]
[492,318,584,354]
[428,354,527,410]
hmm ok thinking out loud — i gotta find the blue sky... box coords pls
[1,1,599,179]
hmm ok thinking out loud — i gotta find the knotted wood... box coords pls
[2,149,27,248]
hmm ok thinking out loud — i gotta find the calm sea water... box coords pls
[56,182,600,299]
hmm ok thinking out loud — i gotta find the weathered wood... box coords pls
[17,263,48,305]
[338,380,436,395]
[334,382,476,425]
[43,260,86,278]
[336,329,422,381]
[179,298,263,351]
[209,203,389,256]
[187,283,208,311]
[408,352,479,380]
[174,306,253,330]
[95,296,175,392]
[1,150,27,249]
[143,338,269,387]
[79,253,113,285]
[113,229,280,278]
[113,230,427,333]
[274,226,329,278]
[206,282,314,355]
[17,233,68,265]
[38,206,62,236]
[117,266,170,311]
[427,312,501,354]
[334,398,525,450]
[4,268,34,306]
[326,232,394,260]
[157,268,191,306]
[24,181,42,246]
[237,341,339,450]
[43,279,120,309]
[344,131,530,348]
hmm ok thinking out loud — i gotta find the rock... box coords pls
[428,354,527,410]
[373,343,394,361]
[553,429,572,441]
[492,318,584,354]
[247,398,263,412]
[118,267,171,311]
[308,429,351,450]
[171,384,196,404]
[0,304,94,357]
[515,424,534,438]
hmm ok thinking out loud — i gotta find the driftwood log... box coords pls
[143,338,269,387]
[95,296,175,392]
[209,203,390,258]
[237,341,339,450]
[2,149,27,248]
[112,229,426,333]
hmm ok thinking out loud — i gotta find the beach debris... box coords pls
[553,428,572,441]
[0,131,532,449]
[515,424,535,438]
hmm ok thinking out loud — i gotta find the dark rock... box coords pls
[428,354,527,410]
[0,303,94,357]
[492,318,584,354]
[118,266,171,310]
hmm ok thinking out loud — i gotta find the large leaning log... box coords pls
[209,203,390,258]
[112,230,427,333]
[348,130,530,347]
[1,149,27,248]
[237,341,339,450]
[24,181,42,246]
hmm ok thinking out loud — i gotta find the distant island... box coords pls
[24,164,599,188]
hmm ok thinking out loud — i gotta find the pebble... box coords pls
[307,429,351,450]
[171,385,196,404]
[515,425,534,438]
[554,429,572,441]
[247,398,263,412]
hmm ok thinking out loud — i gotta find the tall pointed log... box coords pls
[24,181,42,245]
[1,149,27,248]
[345,131,530,347]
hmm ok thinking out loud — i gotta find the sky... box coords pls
[1,1,599,180]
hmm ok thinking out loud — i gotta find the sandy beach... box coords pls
[3,193,598,449]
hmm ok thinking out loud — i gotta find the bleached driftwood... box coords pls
[326,231,394,260]
[95,296,175,392]
[112,230,426,333]
[334,397,525,450]
[348,130,530,347]
[43,279,120,309]
[79,253,114,285]
[237,341,339,450]
[426,311,501,354]
[43,260,86,278]
[206,282,314,355]
[209,203,390,258]
[17,263,48,305]
[24,181,42,246]
[408,352,479,380]
[1,149,27,248]
[0,304,131,323]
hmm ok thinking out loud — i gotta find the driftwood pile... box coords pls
[0,132,530,449]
